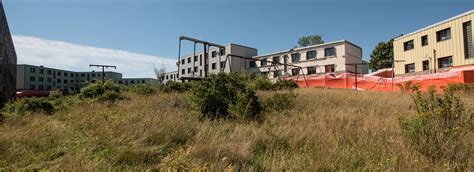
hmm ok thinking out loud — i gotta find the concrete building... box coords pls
[250,40,368,78]
[394,10,474,75]
[163,43,257,83]
[17,64,157,92]
[0,2,16,105]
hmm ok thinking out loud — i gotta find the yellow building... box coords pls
[394,10,474,75]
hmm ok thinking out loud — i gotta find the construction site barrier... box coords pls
[286,65,474,92]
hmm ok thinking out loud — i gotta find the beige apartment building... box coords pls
[250,40,368,78]
[394,10,474,75]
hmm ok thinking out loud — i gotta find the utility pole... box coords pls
[89,64,117,83]
[345,63,368,91]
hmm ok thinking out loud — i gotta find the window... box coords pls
[39,77,44,82]
[438,56,453,68]
[38,85,44,90]
[291,53,300,62]
[81,74,85,77]
[273,71,281,78]
[194,56,198,62]
[220,61,225,69]
[194,66,198,72]
[181,69,185,74]
[422,60,429,71]
[436,28,451,42]
[30,67,35,73]
[187,57,191,63]
[307,50,317,60]
[47,70,52,75]
[220,48,225,55]
[463,21,473,58]
[324,47,336,57]
[57,79,61,83]
[29,85,35,90]
[325,64,335,73]
[47,85,51,90]
[261,59,267,66]
[181,59,185,64]
[405,63,415,73]
[39,69,44,74]
[29,76,35,81]
[307,66,316,74]
[291,68,300,76]
[57,72,61,76]
[272,56,280,63]
[212,63,217,69]
[70,80,74,83]
[47,78,52,83]
[200,55,203,66]
[64,80,68,84]
[64,73,68,77]
[249,61,256,68]
[212,51,217,58]
[199,70,202,76]
[75,74,79,77]
[421,35,428,46]
[404,40,414,51]
[98,74,101,77]
[92,74,96,77]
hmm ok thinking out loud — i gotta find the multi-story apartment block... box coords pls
[17,64,157,92]
[0,2,17,105]
[250,40,368,78]
[163,43,257,83]
[394,10,474,75]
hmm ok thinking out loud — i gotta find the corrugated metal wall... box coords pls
[0,3,17,106]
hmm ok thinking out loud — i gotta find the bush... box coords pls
[128,84,157,95]
[272,80,299,90]
[228,88,262,120]
[399,86,473,168]
[162,81,192,93]
[79,81,125,102]
[447,83,474,93]
[264,92,297,112]
[248,75,273,91]
[397,81,420,93]
[3,97,55,116]
[191,73,262,120]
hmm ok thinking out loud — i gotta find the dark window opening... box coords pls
[249,61,256,68]
[307,50,317,59]
[463,21,473,58]
[405,63,415,73]
[422,60,429,71]
[307,66,316,75]
[404,40,414,51]
[436,28,451,42]
[325,64,335,73]
[438,56,453,68]
[421,35,428,46]
[324,47,336,57]
[291,53,300,62]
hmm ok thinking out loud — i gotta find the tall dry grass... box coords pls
[0,88,472,170]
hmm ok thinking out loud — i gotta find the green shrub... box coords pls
[397,81,420,93]
[96,90,127,102]
[399,87,473,168]
[162,81,191,93]
[248,75,273,91]
[79,81,126,102]
[3,97,55,116]
[447,83,474,93]
[272,79,299,90]
[128,84,157,95]
[264,92,297,112]
[191,72,262,120]
[228,88,262,120]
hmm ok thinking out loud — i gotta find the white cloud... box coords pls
[12,35,177,78]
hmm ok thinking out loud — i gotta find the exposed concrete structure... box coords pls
[17,64,157,92]
[394,10,474,75]
[250,40,368,78]
[0,2,16,105]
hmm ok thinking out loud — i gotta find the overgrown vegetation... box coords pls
[1,74,473,171]
[161,81,192,93]
[399,86,473,170]
[80,80,127,102]
[127,84,157,95]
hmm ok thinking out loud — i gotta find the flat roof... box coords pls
[395,10,474,41]
[253,40,361,58]
[18,64,121,75]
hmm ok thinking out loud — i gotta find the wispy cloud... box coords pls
[12,35,177,78]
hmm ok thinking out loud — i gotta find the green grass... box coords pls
[0,88,472,171]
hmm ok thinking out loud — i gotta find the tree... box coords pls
[369,38,394,72]
[154,63,167,84]
[297,35,324,47]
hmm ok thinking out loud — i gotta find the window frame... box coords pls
[306,50,317,60]
[421,35,428,46]
[324,47,336,57]
[436,28,451,42]
[404,63,415,73]
[404,40,414,51]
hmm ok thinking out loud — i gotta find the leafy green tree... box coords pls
[369,39,394,72]
[297,35,324,47]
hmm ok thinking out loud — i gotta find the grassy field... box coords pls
[0,88,472,171]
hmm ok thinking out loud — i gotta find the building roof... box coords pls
[253,40,361,58]
[395,10,474,41]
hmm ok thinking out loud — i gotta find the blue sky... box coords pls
[4,0,474,77]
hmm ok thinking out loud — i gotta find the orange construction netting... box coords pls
[285,65,474,92]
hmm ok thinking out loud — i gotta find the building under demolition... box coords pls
[0,2,16,106]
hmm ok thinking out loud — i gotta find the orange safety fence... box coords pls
[283,65,474,92]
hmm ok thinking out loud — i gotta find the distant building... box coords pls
[16,64,157,92]
[162,43,258,84]
[0,2,17,105]
[250,40,368,78]
[394,10,474,75]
